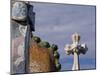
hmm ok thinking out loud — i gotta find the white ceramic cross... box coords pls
[64,32,88,70]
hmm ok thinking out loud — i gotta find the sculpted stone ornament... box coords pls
[64,32,88,70]
[11,1,35,74]
[12,2,27,21]
[11,1,28,74]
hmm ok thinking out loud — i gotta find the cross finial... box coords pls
[64,33,88,70]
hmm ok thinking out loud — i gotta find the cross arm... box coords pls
[64,44,73,55]
[79,43,88,54]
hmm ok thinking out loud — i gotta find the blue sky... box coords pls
[31,2,96,71]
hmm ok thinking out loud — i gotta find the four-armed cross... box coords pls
[64,32,88,70]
